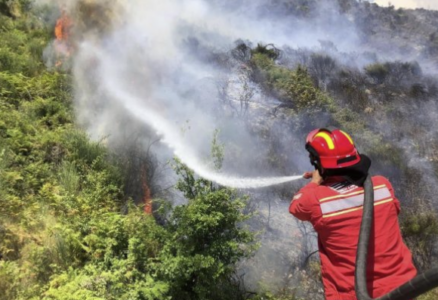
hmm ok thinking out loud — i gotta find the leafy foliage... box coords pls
[251,51,332,112]
[161,157,255,300]
[401,206,438,271]
[0,8,256,300]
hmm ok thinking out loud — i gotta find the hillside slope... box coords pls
[1,1,438,300]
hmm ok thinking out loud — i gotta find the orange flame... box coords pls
[55,10,73,41]
[54,9,74,68]
[141,163,153,215]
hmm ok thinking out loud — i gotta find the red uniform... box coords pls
[290,175,417,300]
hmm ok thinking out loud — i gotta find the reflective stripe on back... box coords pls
[319,184,386,202]
[321,185,392,218]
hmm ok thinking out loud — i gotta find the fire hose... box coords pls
[355,176,438,300]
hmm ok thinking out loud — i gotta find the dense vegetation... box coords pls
[2,0,438,299]
[0,2,255,300]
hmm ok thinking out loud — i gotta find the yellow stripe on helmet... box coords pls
[340,130,354,145]
[314,132,335,149]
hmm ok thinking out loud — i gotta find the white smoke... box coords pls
[69,0,359,187]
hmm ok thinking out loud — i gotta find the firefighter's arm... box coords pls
[289,182,319,221]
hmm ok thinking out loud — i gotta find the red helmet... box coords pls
[305,128,360,169]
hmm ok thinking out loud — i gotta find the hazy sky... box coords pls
[374,0,438,10]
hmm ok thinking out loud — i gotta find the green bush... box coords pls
[0,261,20,300]
[401,207,438,270]
[0,18,257,297]
[156,159,256,300]
[0,11,48,76]
[42,207,170,300]
[251,53,332,112]
[365,63,389,84]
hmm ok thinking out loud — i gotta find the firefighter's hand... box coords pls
[303,170,323,185]
[303,172,313,179]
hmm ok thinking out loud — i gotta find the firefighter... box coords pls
[290,128,417,300]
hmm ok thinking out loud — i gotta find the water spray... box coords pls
[104,83,303,189]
